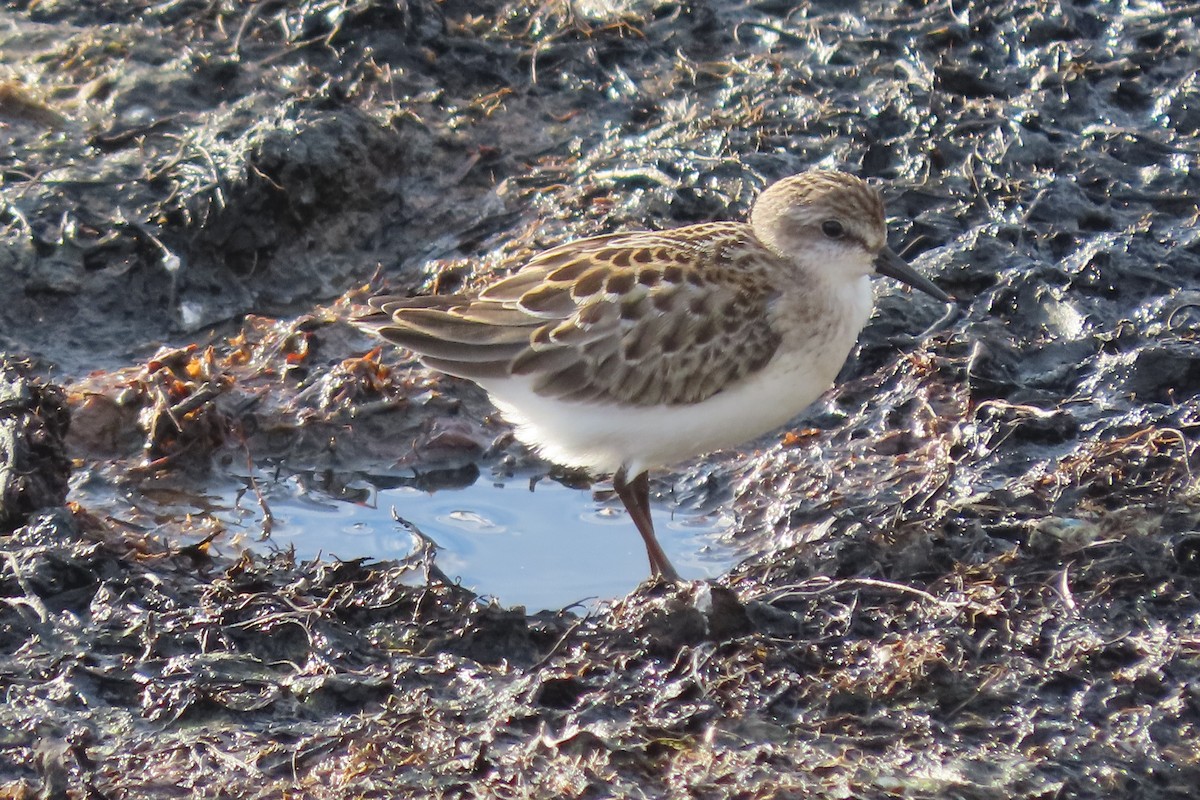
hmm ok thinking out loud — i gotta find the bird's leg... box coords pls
[613,468,681,582]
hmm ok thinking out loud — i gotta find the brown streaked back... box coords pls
[361,223,785,406]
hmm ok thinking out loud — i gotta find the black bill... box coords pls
[875,246,952,303]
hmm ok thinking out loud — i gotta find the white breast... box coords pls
[483,275,874,475]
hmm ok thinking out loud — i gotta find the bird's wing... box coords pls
[363,225,783,406]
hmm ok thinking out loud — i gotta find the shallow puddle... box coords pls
[106,466,738,611]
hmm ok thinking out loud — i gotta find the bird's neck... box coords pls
[772,266,874,348]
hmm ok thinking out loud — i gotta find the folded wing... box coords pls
[360,226,783,406]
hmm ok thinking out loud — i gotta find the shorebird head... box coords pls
[750,171,950,302]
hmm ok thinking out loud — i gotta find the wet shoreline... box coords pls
[3,1,1200,796]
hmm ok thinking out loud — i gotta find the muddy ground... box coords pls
[3,0,1200,797]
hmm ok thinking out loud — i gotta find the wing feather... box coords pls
[374,326,529,362]
[358,223,783,404]
[395,308,535,345]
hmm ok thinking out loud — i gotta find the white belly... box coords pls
[483,277,872,475]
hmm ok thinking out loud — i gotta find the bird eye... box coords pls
[821,220,845,239]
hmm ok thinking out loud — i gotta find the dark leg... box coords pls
[613,468,681,582]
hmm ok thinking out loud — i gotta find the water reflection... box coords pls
[207,467,736,611]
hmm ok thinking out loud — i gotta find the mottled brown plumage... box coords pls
[366,223,784,407]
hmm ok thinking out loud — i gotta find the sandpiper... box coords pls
[359,171,951,581]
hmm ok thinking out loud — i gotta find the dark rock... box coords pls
[1124,344,1200,404]
[0,357,71,532]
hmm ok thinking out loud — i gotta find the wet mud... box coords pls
[3,0,1200,797]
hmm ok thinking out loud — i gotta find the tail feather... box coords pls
[396,308,536,346]
[420,356,516,381]
[376,325,527,362]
